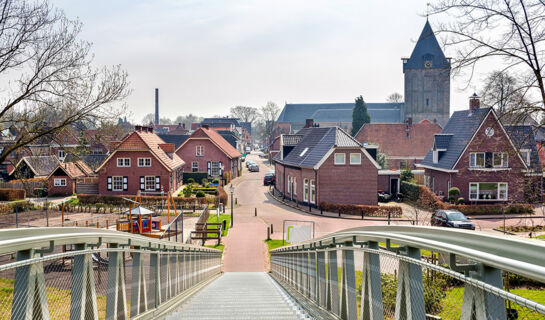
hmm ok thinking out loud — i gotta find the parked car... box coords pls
[245,160,254,168]
[248,164,259,172]
[264,173,275,185]
[378,190,392,202]
[431,210,475,230]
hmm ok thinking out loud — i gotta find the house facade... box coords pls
[47,161,93,196]
[418,97,541,203]
[96,126,184,195]
[176,127,242,179]
[274,126,380,206]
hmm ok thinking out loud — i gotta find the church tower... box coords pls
[402,20,451,127]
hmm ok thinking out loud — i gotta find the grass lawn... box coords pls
[265,239,290,251]
[439,287,545,319]
[204,244,225,252]
[536,234,545,240]
[206,214,231,237]
[0,277,108,319]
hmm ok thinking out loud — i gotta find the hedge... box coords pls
[400,181,419,201]
[449,204,533,215]
[183,172,208,184]
[78,194,211,206]
[319,202,402,218]
[418,185,449,210]
[193,187,218,195]
[0,188,26,201]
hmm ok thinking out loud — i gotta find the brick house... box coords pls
[417,96,541,203]
[9,155,59,180]
[96,126,184,195]
[175,127,242,179]
[47,161,94,196]
[354,119,442,170]
[274,126,380,206]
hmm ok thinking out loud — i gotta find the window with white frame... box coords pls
[334,153,346,165]
[424,175,431,188]
[138,158,151,167]
[192,161,198,172]
[211,162,221,176]
[196,145,204,156]
[57,150,66,161]
[469,182,508,201]
[492,152,508,168]
[112,176,124,191]
[287,176,291,193]
[54,178,66,187]
[117,158,130,167]
[145,176,156,191]
[350,153,361,165]
[469,152,485,168]
[303,179,309,202]
[520,149,531,166]
[310,180,316,204]
[293,177,297,195]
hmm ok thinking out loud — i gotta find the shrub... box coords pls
[448,187,460,197]
[182,185,193,197]
[187,178,195,184]
[0,188,26,201]
[77,194,210,206]
[193,187,218,195]
[195,191,206,198]
[182,172,207,184]
[448,196,456,203]
[456,197,465,204]
[449,204,533,215]
[218,185,228,205]
[400,168,414,182]
[418,185,449,210]
[211,179,220,184]
[201,178,208,185]
[400,181,419,201]
[318,202,402,218]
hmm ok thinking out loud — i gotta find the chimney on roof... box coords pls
[148,127,153,133]
[469,93,480,113]
[182,123,186,129]
[154,88,159,125]
[135,125,142,132]
[304,119,314,128]
[202,124,209,130]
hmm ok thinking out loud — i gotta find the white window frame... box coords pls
[520,149,531,166]
[492,152,508,168]
[192,161,199,172]
[138,158,152,167]
[117,158,130,167]
[54,178,66,187]
[469,152,485,168]
[58,150,66,161]
[196,145,204,156]
[349,153,361,165]
[469,182,508,201]
[287,176,291,194]
[144,176,156,191]
[334,153,346,165]
[211,161,221,177]
[310,180,316,204]
[293,177,297,196]
[303,178,309,202]
[112,176,124,191]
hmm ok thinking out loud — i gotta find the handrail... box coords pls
[271,225,545,282]
[0,227,220,255]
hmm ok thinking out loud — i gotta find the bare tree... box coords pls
[141,113,155,125]
[386,92,403,103]
[260,101,281,143]
[0,0,130,164]
[230,106,259,125]
[174,113,203,129]
[431,0,545,124]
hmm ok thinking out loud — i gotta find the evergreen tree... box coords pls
[351,96,371,136]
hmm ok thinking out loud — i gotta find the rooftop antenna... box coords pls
[426,3,430,20]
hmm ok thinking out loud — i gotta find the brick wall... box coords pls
[97,150,173,195]
[317,148,378,205]
[48,175,75,196]
[177,139,236,178]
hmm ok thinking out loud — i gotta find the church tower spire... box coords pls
[402,20,451,127]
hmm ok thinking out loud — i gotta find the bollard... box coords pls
[338,210,341,217]
[388,212,391,225]
[267,227,270,240]
[361,210,364,220]
[97,222,100,228]
[106,220,109,229]
[321,208,323,215]
[86,221,88,227]
[271,224,274,234]
[235,198,238,205]
[255,208,257,216]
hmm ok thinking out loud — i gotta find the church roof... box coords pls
[277,102,402,124]
[404,20,450,70]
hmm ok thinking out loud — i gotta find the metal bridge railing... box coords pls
[270,226,545,320]
[0,227,222,320]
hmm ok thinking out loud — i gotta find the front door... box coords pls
[390,178,399,195]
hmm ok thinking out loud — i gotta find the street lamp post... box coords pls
[230,184,234,228]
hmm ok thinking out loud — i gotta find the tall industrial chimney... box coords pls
[154,88,159,125]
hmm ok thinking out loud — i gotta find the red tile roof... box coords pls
[181,128,241,159]
[355,120,442,157]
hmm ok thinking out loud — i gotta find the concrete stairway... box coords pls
[165,272,310,320]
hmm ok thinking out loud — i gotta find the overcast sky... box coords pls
[51,0,482,123]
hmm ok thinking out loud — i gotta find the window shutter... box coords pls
[156,176,160,190]
[207,161,211,176]
[107,176,112,191]
[140,176,144,190]
[219,161,223,177]
[123,176,128,191]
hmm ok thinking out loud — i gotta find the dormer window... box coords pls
[433,150,438,163]
[520,149,531,166]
